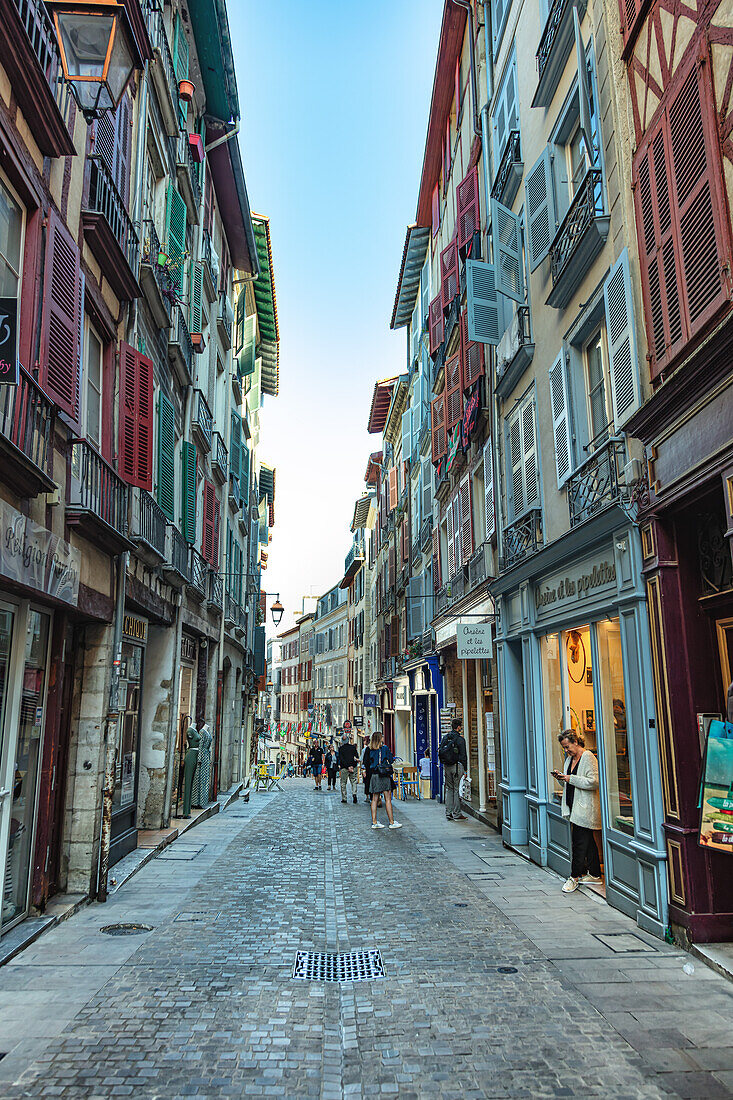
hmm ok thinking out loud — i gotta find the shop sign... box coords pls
[363,693,377,708]
[353,715,364,726]
[181,633,196,662]
[0,499,80,604]
[534,558,617,616]
[343,720,352,733]
[699,719,733,855]
[0,298,18,385]
[393,676,411,711]
[457,623,493,659]
[123,614,148,643]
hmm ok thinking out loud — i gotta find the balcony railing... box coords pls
[534,0,587,108]
[83,157,140,300]
[12,0,59,90]
[202,229,218,299]
[217,291,233,349]
[468,542,491,590]
[419,516,433,553]
[496,305,535,398]
[208,569,223,610]
[147,5,178,136]
[6,0,74,157]
[163,524,190,585]
[131,489,167,561]
[0,365,55,497]
[344,541,365,575]
[188,546,208,598]
[212,431,228,482]
[140,220,173,327]
[168,305,193,384]
[177,129,202,219]
[491,130,523,207]
[67,440,130,552]
[548,169,608,308]
[503,508,543,570]
[568,438,626,528]
[192,389,213,452]
[229,473,241,511]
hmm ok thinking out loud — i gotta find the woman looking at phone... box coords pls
[554,731,602,893]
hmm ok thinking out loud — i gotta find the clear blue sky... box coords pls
[230,0,443,636]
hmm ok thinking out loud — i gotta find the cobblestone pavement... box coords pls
[2,781,733,1099]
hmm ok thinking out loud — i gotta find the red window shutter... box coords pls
[118,342,153,489]
[432,527,441,589]
[429,294,444,355]
[619,0,645,57]
[431,394,446,463]
[388,545,395,589]
[460,308,484,387]
[431,183,440,237]
[457,167,479,252]
[445,353,462,429]
[633,52,730,379]
[459,475,472,561]
[212,495,220,567]
[391,615,399,656]
[39,211,81,421]
[136,351,153,490]
[202,480,214,562]
[388,466,398,510]
[440,238,459,309]
[19,209,41,373]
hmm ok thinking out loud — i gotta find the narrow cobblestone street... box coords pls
[2,782,733,1099]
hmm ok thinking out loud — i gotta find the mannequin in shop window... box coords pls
[182,723,201,818]
[554,730,603,893]
[191,722,213,809]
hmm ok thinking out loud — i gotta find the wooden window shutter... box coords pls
[388,544,395,588]
[440,238,459,309]
[165,184,187,294]
[212,494,220,567]
[230,410,242,481]
[549,351,571,488]
[202,480,214,562]
[388,466,398,510]
[508,408,523,518]
[39,211,81,420]
[240,442,250,507]
[181,439,197,542]
[445,353,462,429]
[523,397,539,508]
[431,182,440,237]
[457,167,479,252]
[189,260,203,335]
[118,342,153,490]
[524,148,556,271]
[429,294,444,355]
[466,260,500,345]
[391,615,399,656]
[431,394,446,463]
[459,474,472,562]
[157,391,176,521]
[618,0,644,56]
[446,500,455,577]
[460,308,484,388]
[604,249,641,428]
[491,197,524,302]
[432,527,441,589]
[114,94,132,208]
[483,437,495,541]
[452,493,462,569]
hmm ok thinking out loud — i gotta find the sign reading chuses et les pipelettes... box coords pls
[535,559,617,613]
[456,623,493,659]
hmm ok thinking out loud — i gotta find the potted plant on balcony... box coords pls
[179,78,195,103]
[190,331,206,353]
[188,132,204,163]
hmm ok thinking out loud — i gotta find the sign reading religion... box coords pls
[699,720,733,855]
[0,500,80,605]
[456,622,493,659]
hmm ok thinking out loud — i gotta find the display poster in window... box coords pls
[120,753,135,807]
[0,298,18,385]
[0,500,80,604]
[699,720,733,855]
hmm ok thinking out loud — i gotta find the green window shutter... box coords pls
[189,260,203,334]
[173,14,189,127]
[238,313,256,377]
[181,439,197,542]
[157,392,176,521]
[165,184,186,294]
[240,442,250,509]
[230,410,242,482]
[234,290,245,353]
[226,521,233,595]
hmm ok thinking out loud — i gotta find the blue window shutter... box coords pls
[466,260,500,345]
[525,148,556,271]
[402,408,412,463]
[549,352,572,488]
[491,197,524,303]
[604,249,641,428]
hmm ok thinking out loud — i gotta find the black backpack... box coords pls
[438,733,461,766]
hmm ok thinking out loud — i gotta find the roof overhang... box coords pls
[365,451,382,486]
[367,378,398,434]
[351,493,375,531]
[188,0,239,122]
[383,377,409,448]
[390,225,430,329]
[415,2,467,226]
[206,118,258,276]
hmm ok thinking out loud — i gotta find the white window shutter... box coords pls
[402,408,412,463]
[408,574,423,639]
[549,352,572,487]
[524,148,556,271]
[508,409,524,518]
[604,249,641,429]
[421,457,433,523]
[447,504,455,578]
[522,397,539,508]
[491,197,524,303]
[411,396,421,446]
[493,54,518,164]
[483,437,495,540]
[466,260,501,345]
[411,299,420,364]
[453,493,462,570]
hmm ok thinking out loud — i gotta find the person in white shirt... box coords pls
[418,748,431,799]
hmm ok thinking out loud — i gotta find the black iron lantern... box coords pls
[48,0,142,119]
[270,600,284,627]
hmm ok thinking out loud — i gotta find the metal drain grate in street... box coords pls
[174,911,221,923]
[100,923,153,936]
[293,949,385,982]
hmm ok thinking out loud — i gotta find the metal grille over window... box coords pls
[293,950,385,982]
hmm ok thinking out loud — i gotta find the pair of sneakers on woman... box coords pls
[562,873,603,892]
[371,821,402,830]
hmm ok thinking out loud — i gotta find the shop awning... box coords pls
[367,378,398,434]
[252,214,279,397]
[390,225,430,330]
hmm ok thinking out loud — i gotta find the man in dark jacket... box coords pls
[308,742,324,790]
[338,734,360,803]
[440,718,468,820]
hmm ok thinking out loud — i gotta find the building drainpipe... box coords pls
[97,549,128,902]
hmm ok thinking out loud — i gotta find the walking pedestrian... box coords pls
[361,736,372,804]
[438,719,467,820]
[338,733,359,804]
[555,730,603,893]
[308,741,324,790]
[418,746,432,800]
[325,745,339,791]
[368,730,402,830]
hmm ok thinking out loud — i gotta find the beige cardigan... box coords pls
[561,750,602,830]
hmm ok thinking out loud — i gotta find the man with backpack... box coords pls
[438,718,468,820]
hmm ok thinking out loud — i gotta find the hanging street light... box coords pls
[47,0,143,120]
[270,599,284,627]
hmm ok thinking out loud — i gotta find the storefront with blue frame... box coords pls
[494,516,669,937]
[403,656,444,798]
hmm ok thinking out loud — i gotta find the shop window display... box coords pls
[596,619,633,833]
[542,625,597,799]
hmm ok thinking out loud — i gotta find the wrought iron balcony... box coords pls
[217,291,233,350]
[491,130,523,207]
[130,488,167,564]
[139,221,173,329]
[447,567,466,605]
[229,474,241,511]
[168,306,193,386]
[188,547,208,600]
[496,305,535,399]
[191,389,213,453]
[66,440,131,555]
[547,169,609,309]
[147,5,178,136]
[568,438,626,528]
[502,508,543,570]
[344,541,365,576]
[0,365,55,497]
[212,432,228,484]
[436,584,449,616]
[82,157,140,302]
[420,516,433,553]
[468,542,492,590]
[208,569,223,612]
[162,524,190,587]
[533,0,588,108]
[3,0,75,156]
[225,592,238,628]
[201,230,218,301]
[177,130,202,223]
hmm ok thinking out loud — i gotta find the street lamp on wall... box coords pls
[270,600,284,627]
[47,0,142,120]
